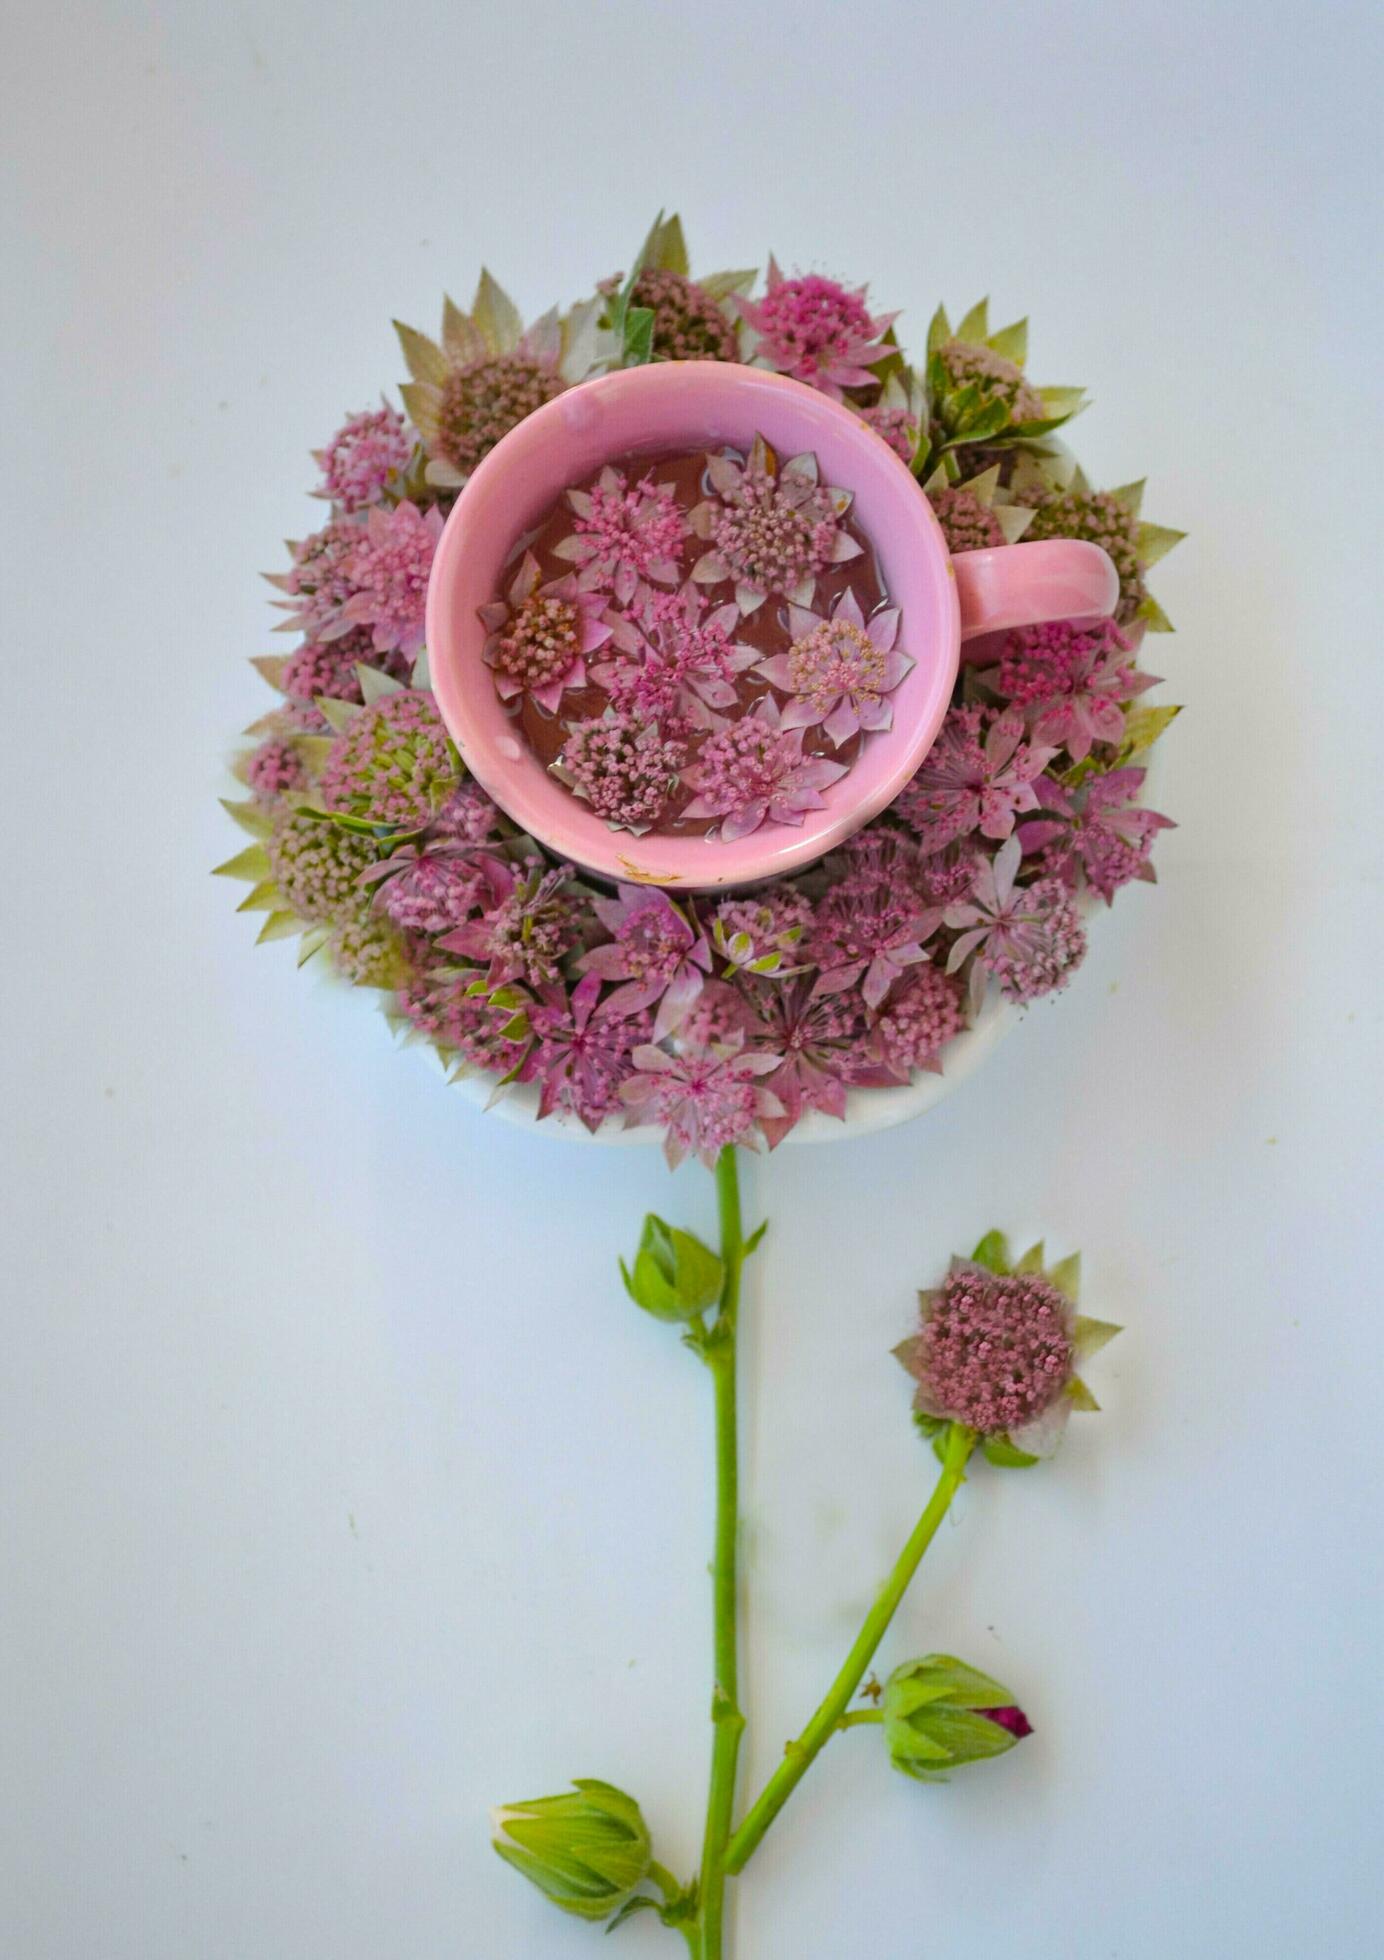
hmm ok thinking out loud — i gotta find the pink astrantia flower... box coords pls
[945,835,1087,1008]
[869,963,968,1078]
[397,970,530,1075]
[860,401,918,463]
[737,261,896,399]
[809,830,944,1009]
[929,484,1006,556]
[758,587,913,746]
[312,403,412,512]
[551,467,688,605]
[332,501,444,657]
[1019,766,1174,903]
[359,841,491,934]
[319,688,458,829]
[620,1038,784,1170]
[936,340,1045,426]
[897,1260,1076,1453]
[732,974,884,1144]
[245,736,306,799]
[682,700,849,842]
[897,706,1058,853]
[281,631,410,707]
[516,973,649,1132]
[579,884,711,1040]
[430,779,502,844]
[992,620,1157,762]
[629,267,740,363]
[710,890,813,977]
[266,520,365,640]
[689,438,860,614]
[438,857,583,989]
[556,711,687,832]
[593,583,759,723]
[479,551,613,713]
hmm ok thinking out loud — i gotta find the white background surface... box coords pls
[4,3,1382,1955]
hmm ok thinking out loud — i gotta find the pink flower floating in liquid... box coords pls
[478,438,911,842]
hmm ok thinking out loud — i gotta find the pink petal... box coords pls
[823,698,862,746]
[865,605,900,650]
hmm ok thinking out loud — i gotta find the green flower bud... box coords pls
[882,1655,1032,1782]
[620,1214,724,1322]
[491,1778,652,1922]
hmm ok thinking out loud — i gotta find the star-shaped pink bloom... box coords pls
[479,551,613,714]
[757,586,914,747]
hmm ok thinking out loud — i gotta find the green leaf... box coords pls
[946,398,1012,445]
[970,1231,1012,1275]
[622,305,655,368]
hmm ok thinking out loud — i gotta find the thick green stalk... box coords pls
[723,1421,975,1876]
[696,1147,747,1959]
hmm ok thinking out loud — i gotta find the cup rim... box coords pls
[426,361,960,890]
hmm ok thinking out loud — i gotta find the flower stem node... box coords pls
[882,1655,1033,1782]
[621,1214,726,1322]
[491,1778,652,1923]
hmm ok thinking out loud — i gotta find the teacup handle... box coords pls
[954,540,1119,642]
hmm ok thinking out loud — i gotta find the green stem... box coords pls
[696,1147,747,1960]
[723,1422,975,1876]
[835,1709,884,1731]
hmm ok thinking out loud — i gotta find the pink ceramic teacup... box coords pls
[426,363,1116,890]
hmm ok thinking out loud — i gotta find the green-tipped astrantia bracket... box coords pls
[620,1215,725,1322]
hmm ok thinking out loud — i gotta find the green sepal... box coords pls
[743,1220,768,1258]
[943,397,1012,445]
[393,319,448,386]
[297,927,329,967]
[1066,1375,1101,1412]
[1047,1251,1081,1302]
[220,796,274,840]
[981,1434,1040,1469]
[890,1705,1019,1780]
[621,1215,724,1322]
[1014,1240,1046,1275]
[970,1230,1012,1275]
[926,304,951,353]
[1137,590,1175,632]
[236,880,281,914]
[213,843,270,882]
[315,696,358,735]
[1136,521,1185,567]
[1119,702,1182,759]
[1073,1314,1121,1361]
[883,1654,1027,1781]
[256,910,303,944]
[987,316,1028,364]
[954,298,989,342]
[605,1895,661,1932]
[251,654,290,693]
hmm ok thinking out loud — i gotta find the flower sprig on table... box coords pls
[491,1162,1121,1951]
[217,211,1183,1161]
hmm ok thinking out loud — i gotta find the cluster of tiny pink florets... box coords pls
[314,405,412,511]
[909,1265,1073,1435]
[559,713,687,829]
